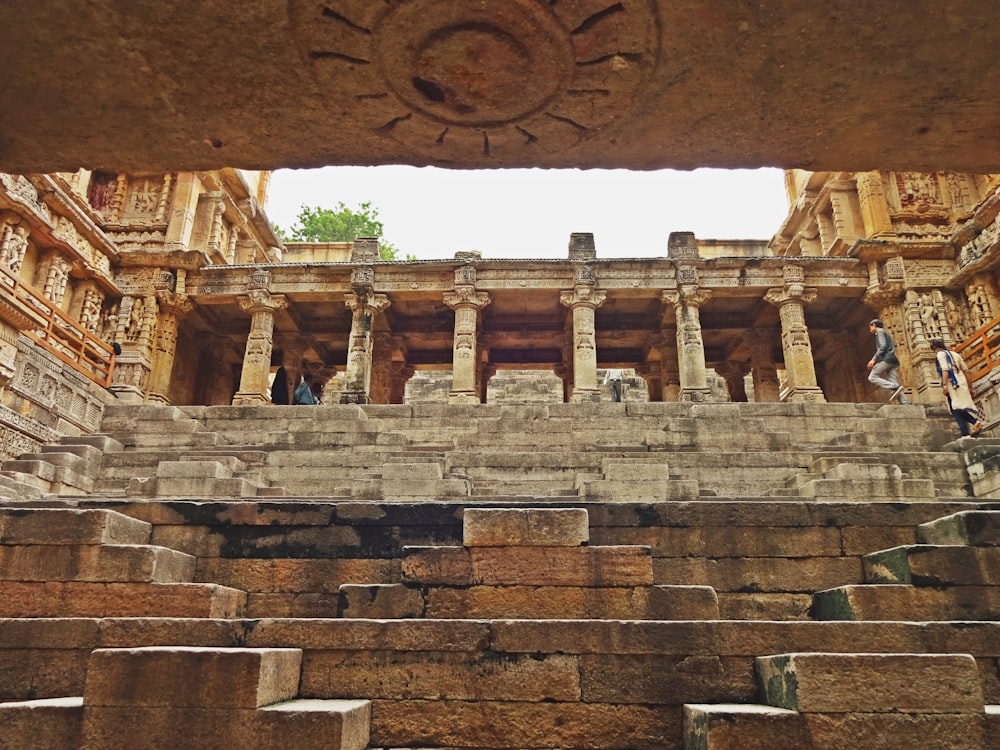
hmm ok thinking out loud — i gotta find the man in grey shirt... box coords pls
[867,319,909,404]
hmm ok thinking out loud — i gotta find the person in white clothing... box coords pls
[931,338,983,437]
[604,368,623,402]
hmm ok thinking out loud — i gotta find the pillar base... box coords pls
[339,391,370,405]
[231,392,269,406]
[784,387,827,403]
[108,386,145,403]
[679,388,711,402]
[570,388,601,403]
[448,390,481,405]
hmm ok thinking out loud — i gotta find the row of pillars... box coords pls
[227,243,827,407]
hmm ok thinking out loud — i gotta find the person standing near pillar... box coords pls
[866,319,909,404]
[604,368,623,402]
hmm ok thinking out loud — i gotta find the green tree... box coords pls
[276,201,405,260]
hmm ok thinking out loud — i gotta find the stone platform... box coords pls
[0,402,998,748]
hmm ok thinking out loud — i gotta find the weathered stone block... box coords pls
[84,647,302,708]
[756,652,983,713]
[684,703,807,750]
[0,697,84,750]
[864,545,1000,585]
[918,510,1000,546]
[462,507,588,547]
[337,583,424,618]
[0,508,150,545]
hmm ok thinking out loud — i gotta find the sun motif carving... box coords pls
[289,0,659,160]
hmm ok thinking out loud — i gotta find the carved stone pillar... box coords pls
[341,290,390,404]
[559,268,606,403]
[661,288,711,402]
[232,284,287,406]
[634,363,662,403]
[819,330,869,403]
[553,363,571,404]
[744,328,782,402]
[165,173,200,248]
[369,332,393,405]
[479,363,497,404]
[389,361,414,405]
[444,285,491,404]
[110,292,157,403]
[146,288,195,404]
[855,171,895,238]
[764,266,826,403]
[715,360,750,402]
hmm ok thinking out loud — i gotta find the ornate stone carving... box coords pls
[291,0,658,161]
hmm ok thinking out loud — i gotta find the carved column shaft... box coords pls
[559,284,606,403]
[744,329,781,402]
[855,171,894,237]
[232,289,287,406]
[662,288,711,402]
[764,280,825,402]
[147,290,194,404]
[341,291,390,404]
[444,287,491,404]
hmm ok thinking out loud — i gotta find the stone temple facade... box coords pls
[2,167,1000,458]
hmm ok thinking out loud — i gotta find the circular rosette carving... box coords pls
[290,0,660,160]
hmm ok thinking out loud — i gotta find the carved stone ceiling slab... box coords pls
[2,1,999,173]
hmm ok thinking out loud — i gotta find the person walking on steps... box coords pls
[931,338,984,438]
[867,319,910,404]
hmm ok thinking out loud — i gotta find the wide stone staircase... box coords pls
[0,400,999,748]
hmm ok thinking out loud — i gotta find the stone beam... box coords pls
[1,1,999,173]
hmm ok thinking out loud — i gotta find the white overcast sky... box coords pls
[263,166,790,260]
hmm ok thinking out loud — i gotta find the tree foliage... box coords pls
[276,201,404,260]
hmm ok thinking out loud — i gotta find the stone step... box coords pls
[0,543,195,583]
[685,652,989,748]
[811,584,1000,621]
[401,545,653,587]
[0,508,151,545]
[756,652,984,713]
[0,697,84,750]
[337,581,719,620]
[3,618,1000,747]
[57,434,125,453]
[80,647,370,750]
[0,472,45,499]
[918,510,1000,546]
[0,581,246,618]
[863,544,1000,585]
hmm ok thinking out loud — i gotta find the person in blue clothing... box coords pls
[866,319,909,404]
[294,372,318,405]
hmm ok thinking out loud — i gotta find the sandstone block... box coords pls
[0,544,195,583]
[423,583,717,620]
[462,507,589,547]
[338,584,425,618]
[812,584,1000,621]
[864,545,1000,585]
[301,650,580,701]
[918,510,1000,546]
[369,698,678,750]
[756,652,984,713]
[0,697,84,750]
[381,462,443,480]
[463,545,652,586]
[81,701,370,750]
[0,508,150,545]
[0,581,246,618]
[84,647,302,708]
[684,703,807,750]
